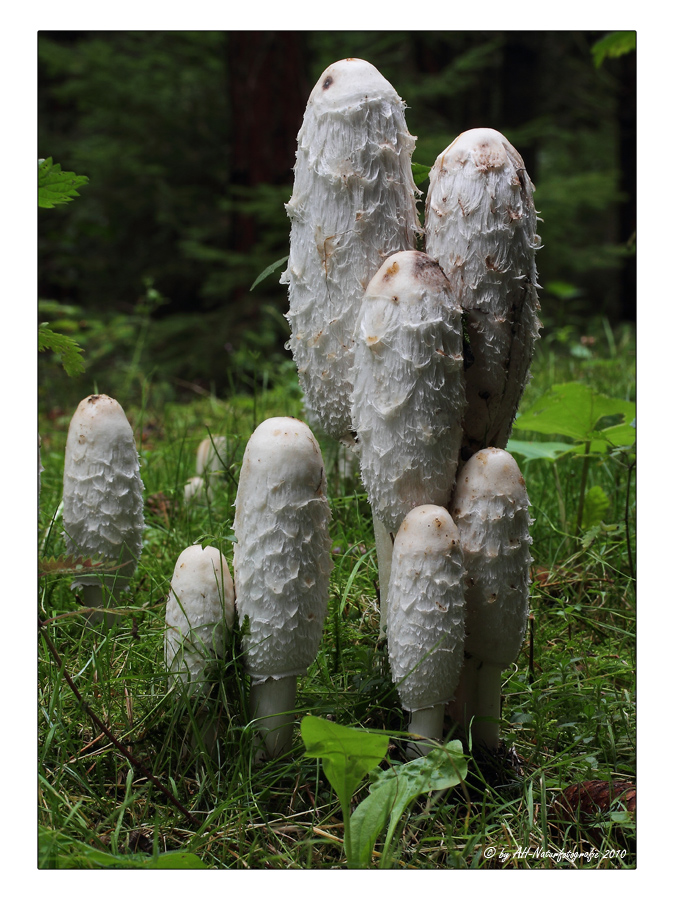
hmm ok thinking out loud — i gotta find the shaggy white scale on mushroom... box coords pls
[425,127,541,459]
[233,417,332,760]
[282,57,420,441]
[449,447,532,750]
[62,394,144,626]
[386,505,465,756]
[164,544,235,695]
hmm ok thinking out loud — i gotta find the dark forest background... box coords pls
[38,30,636,401]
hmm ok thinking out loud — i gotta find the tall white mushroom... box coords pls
[233,417,333,759]
[62,394,144,625]
[449,447,532,750]
[351,250,465,632]
[387,505,465,755]
[164,544,235,695]
[425,127,541,460]
[281,57,420,442]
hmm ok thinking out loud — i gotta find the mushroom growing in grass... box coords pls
[233,417,332,760]
[164,544,235,696]
[449,447,532,751]
[282,57,420,442]
[351,250,465,632]
[425,127,542,460]
[62,394,144,625]
[387,505,465,756]
[184,435,228,503]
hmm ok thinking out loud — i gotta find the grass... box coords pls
[37,318,636,870]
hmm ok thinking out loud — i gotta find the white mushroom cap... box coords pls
[306,58,401,114]
[164,544,235,694]
[62,394,144,589]
[450,447,531,667]
[425,127,541,458]
[233,417,333,682]
[387,505,465,712]
[281,59,420,441]
[351,250,465,533]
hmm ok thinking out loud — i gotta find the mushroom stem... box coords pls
[372,516,394,637]
[79,582,127,629]
[407,703,445,758]
[451,658,502,752]
[250,675,298,761]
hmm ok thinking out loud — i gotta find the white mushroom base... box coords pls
[249,675,298,761]
[406,702,446,758]
[449,656,503,752]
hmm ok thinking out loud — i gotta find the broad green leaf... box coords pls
[513,382,635,444]
[38,157,89,208]
[352,741,467,868]
[411,162,432,186]
[507,439,574,462]
[581,485,610,530]
[250,255,289,291]
[301,716,389,816]
[349,772,397,868]
[592,32,636,68]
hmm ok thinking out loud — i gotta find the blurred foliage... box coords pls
[39,30,635,402]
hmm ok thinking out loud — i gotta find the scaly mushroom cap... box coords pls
[233,417,333,682]
[387,505,465,711]
[425,127,542,459]
[164,544,235,693]
[62,394,144,587]
[450,447,532,667]
[351,250,465,533]
[281,58,420,441]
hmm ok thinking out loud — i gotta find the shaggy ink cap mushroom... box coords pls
[387,505,465,755]
[62,394,144,625]
[449,447,532,749]
[282,58,420,441]
[164,544,235,696]
[233,417,333,759]
[351,250,466,535]
[425,128,542,460]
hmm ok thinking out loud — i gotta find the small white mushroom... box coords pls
[196,435,228,476]
[164,544,235,696]
[281,57,420,441]
[62,394,144,625]
[386,505,465,755]
[233,417,333,759]
[425,127,542,460]
[449,447,532,750]
[184,435,228,503]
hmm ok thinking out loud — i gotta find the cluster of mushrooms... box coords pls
[59,57,541,761]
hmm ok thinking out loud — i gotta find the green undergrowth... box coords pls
[38,320,635,869]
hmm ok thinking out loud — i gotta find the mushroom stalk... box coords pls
[372,516,394,637]
[282,57,420,441]
[249,676,298,760]
[62,394,144,626]
[425,128,541,460]
[234,417,332,761]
